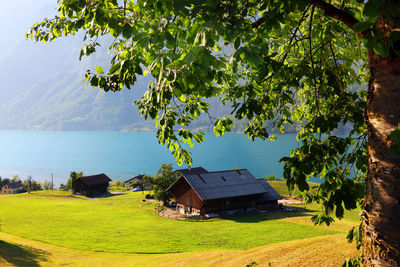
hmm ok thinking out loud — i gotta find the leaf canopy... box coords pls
[28,0,400,222]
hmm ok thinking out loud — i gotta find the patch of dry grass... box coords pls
[0,232,358,267]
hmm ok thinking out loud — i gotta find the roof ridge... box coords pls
[203,169,248,174]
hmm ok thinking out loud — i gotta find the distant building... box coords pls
[167,167,282,216]
[1,182,24,194]
[124,174,151,190]
[125,174,144,188]
[72,173,111,197]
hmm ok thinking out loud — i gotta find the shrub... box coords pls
[145,194,154,199]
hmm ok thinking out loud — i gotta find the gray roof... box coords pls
[175,167,208,176]
[168,169,279,201]
[75,173,111,186]
[5,182,23,189]
[257,179,283,201]
[125,174,144,184]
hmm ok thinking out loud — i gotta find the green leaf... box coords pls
[187,138,194,147]
[234,37,240,50]
[391,126,400,143]
[109,63,121,74]
[135,65,143,75]
[178,94,186,102]
[347,227,355,243]
[95,66,104,74]
[363,1,379,17]
[373,40,389,57]
[245,51,262,68]
[335,204,344,218]
[352,21,374,32]
[389,125,400,156]
[297,177,309,192]
[122,24,133,39]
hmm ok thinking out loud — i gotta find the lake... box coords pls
[0,130,300,186]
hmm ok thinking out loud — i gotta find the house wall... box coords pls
[73,181,109,197]
[170,178,269,215]
[201,194,261,214]
[1,185,23,194]
[171,178,204,211]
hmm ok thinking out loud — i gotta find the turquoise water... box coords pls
[0,131,300,186]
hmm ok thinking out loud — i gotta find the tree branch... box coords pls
[252,1,366,38]
[281,5,311,64]
[309,0,365,37]
[252,17,266,29]
[308,6,320,117]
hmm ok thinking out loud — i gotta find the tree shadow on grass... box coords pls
[0,240,50,267]
[221,207,315,223]
[99,193,126,198]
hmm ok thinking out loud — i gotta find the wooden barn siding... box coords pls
[201,194,262,213]
[171,178,204,209]
[73,180,109,196]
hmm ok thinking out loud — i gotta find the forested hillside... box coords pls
[0,1,352,133]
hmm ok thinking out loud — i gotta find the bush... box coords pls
[145,194,154,199]
[109,186,126,192]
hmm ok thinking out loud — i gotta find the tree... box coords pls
[28,1,400,264]
[152,164,178,206]
[142,175,154,193]
[31,181,43,192]
[59,183,66,191]
[112,179,121,187]
[66,171,83,193]
[24,175,33,194]
[42,180,53,190]
[0,177,10,188]
[10,175,21,183]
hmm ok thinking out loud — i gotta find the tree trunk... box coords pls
[363,51,400,266]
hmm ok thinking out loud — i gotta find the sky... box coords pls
[0,1,56,54]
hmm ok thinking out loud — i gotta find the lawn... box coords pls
[0,190,344,254]
[267,181,320,197]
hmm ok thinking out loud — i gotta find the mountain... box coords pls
[0,1,234,133]
[0,2,353,134]
[0,30,157,131]
[0,69,152,131]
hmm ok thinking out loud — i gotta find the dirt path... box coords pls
[278,197,303,205]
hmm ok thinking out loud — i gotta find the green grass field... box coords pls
[267,181,320,197]
[0,182,361,266]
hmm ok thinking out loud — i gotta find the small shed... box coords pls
[1,182,24,194]
[168,168,282,216]
[72,173,111,197]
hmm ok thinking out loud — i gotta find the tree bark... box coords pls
[363,51,400,266]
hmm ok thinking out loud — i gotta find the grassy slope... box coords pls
[0,232,358,267]
[0,193,337,253]
[267,181,319,197]
[0,185,361,266]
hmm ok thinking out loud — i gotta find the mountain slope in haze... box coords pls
[0,26,231,132]
[0,67,154,131]
[0,5,156,132]
[0,39,228,132]
[0,1,356,134]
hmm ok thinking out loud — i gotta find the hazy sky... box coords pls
[0,1,56,52]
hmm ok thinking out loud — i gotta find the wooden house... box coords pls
[1,182,24,194]
[124,174,151,190]
[167,168,282,216]
[72,173,111,197]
